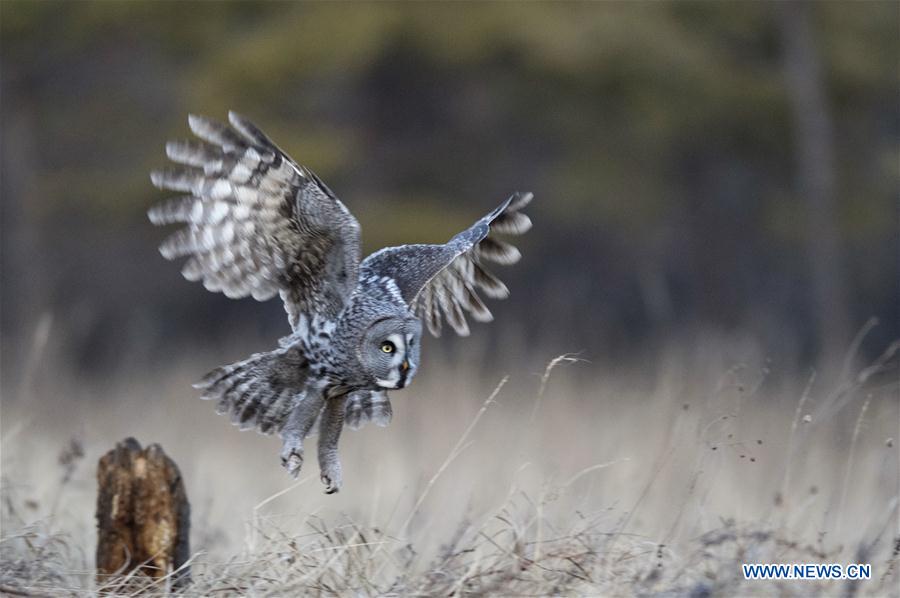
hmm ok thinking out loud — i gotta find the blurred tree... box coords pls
[777,1,850,363]
[0,1,896,378]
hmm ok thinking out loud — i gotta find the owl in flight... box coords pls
[149,113,533,493]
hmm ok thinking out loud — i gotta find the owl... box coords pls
[149,113,533,493]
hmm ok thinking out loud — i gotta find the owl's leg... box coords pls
[318,395,347,494]
[279,392,325,479]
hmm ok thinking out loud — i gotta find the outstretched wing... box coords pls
[149,112,361,328]
[195,349,392,436]
[193,344,313,435]
[361,192,533,336]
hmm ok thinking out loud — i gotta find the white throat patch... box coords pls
[375,376,399,388]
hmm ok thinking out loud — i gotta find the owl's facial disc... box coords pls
[363,318,421,390]
[374,333,409,389]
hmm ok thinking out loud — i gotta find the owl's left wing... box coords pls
[361,192,533,336]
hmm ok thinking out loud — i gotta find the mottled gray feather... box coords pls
[361,191,533,336]
[311,390,393,433]
[149,112,361,327]
[194,345,312,435]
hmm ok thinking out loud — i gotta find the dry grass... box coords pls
[1,330,898,596]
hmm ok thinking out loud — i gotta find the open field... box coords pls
[1,331,898,596]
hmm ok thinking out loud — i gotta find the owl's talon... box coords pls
[321,474,340,494]
[284,454,303,479]
[280,440,304,479]
[320,464,342,494]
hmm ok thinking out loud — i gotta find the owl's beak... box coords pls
[400,360,409,372]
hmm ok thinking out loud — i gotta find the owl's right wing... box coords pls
[362,192,533,336]
[149,112,361,328]
[194,347,391,436]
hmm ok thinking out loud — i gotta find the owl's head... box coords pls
[358,316,422,389]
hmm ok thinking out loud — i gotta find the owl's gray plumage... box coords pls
[149,113,360,327]
[361,191,532,336]
[150,112,533,493]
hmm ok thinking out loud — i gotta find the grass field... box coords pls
[1,330,898,596]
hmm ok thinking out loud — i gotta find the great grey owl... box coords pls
[149,113,533,493]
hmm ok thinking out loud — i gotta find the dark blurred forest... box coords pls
[1,1,897,381]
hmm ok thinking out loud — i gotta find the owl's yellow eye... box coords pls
[381,341,395,353]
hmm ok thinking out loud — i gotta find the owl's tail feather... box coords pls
[193,345,310,435]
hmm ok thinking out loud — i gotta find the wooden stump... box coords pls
[96,437,190,587]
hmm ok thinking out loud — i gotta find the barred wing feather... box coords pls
[149,112,361,328]
[362,192,533,336]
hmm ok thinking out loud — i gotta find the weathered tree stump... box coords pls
[96,437,190,588]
